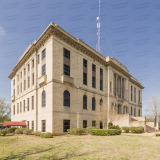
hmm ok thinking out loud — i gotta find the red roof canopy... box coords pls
[3,121,27,127]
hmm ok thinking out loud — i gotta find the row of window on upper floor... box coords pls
[131,86,141,103]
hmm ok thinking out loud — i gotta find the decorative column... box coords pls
[121,77,122,98]
[116,74,118,97]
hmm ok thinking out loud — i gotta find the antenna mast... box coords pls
[97,0,100,53]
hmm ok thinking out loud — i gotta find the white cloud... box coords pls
[0,26,5,35]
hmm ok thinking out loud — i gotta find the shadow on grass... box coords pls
[1,147,53,160]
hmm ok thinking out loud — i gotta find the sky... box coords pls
[0,0,160,116]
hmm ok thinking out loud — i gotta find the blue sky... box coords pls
[0,0,160,116]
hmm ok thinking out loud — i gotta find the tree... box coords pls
[0,97,11,123]
[147,95,160,120]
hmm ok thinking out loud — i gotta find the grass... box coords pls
[0,134,160,160]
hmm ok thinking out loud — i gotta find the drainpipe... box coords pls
[36,50,38,131]
[107,66,110,129]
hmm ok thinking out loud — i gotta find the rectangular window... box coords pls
[63,120,70,132]
[27,121,29,129]
[32,59,34,68]
[83,59,87,85]
[20,102,22,113]
[24,68,26,75]
[134,88,136,102]
[42,49,46,59]
[42,120,46,132]
[21,72,22,78]
[83,120,87,128]
[92,121,96,127]
[131,86,133,101]
[24,80,26,90]
[17,103,19,114]
[17,75,19,81]
[139,90,140,103]
[92,64,96,88]
[28,64,30,71]
[24,100,25,112]
[13,79,15,86]
[13,105,15,115]
[13,89,15,96]
[38,55,40,64]
[32,96,34,109]
[100,68,103,90]
[110,82,112,93]
[21,83,22,93]
[32,121,34,130]
[17,85,19,95]
[63,48,70,76]
[134,108,136,116]
[27,98,29,111]
[32,73,34,85]
[28,77,30,88]
[42,64,46,75]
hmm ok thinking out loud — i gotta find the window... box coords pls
[92,121,96,127]
[100,122,103,129]
[27,121,29,129]
[64,90,70,107]
[83,95,87,109]
[42,91,46,107]
[38,55,40,64]
[83,59,87,85]
[63,48,70,76]
[28,77,30,88]
[134,88,136,102]
[110,82,112,93]
[20,102,22,113]
[13,79,15,86]
[32,73,34,85]
[92,64,96,88]
[17,75,19,81]
[100,68,103,90]
[32,96,34,109]
[92,97,96,110]
[24,80,26,90]
[100,99,103,106]
[32,121,34,130]
[28,64,30,71]
[139,109,140,116]
[21,83,22,93]
[42,120,46,132]
[24,68,26,75]
[32,59,34,68]
[63,120,70,132]
[17,85,19,95]
[27,98,29,111]
[131,86,133,101]
[21,72,22,78]
[13,105,15,115]
[131,107,132,115]
[139,90,140,103]
[42,49,46,59]
[13,89,15,96]
[134,108,136,116]
[83,120,87,128]
[17,103,19,114]
[24,100,25,112]
[42,64,46,75]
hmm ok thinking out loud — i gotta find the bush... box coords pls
[0,130,8,136]
[121,127,130,133]
[67,128,86,135]
[44,132,53,138]
[40,133,46,138]
[8,127,18,133]
[156,134,160,137]
[130,126,144,133]
[34,131,42,136]
[23,129,33,135]
[15,128,26,134]
[89,129,121,136]
[86,127,99,133]
[109,125,121,130]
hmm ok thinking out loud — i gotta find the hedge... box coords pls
[0,130,8,136]
[34,131,42,136]
[109,125,121,130]
[7,127,18,133]
[89,129,121,136]
[40,132,53,138]
[23,129,33,135]
[67,128,86,135]
[86,127,99,133]
[130,126,144,133]
[156,134,160,137]
[121,127,130,133]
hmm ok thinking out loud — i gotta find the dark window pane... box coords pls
[64,49,70,59]
[92,97,96,110]
[100,80,103,90]
[92,121,96,127]
[83,59,87,67]
[83,120,87,128]
[100,99,103,106]
[83,73,87,85]
[92,64,96,71]
[42,91,46,107]
[83,95,87,109]
[42,64,46,75]
[63,120,70,132]
[64,64,70,76]
[64,90,70,107]
[92,77,96,88]
[42,49,46,59]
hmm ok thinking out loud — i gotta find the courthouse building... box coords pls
[9,22,144,133]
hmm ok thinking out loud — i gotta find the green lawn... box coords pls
[0,134,160,160]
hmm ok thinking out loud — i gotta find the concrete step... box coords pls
[131,117,138,121]
[146,125,158,133]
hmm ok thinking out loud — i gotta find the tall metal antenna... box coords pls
[97,0,100,53]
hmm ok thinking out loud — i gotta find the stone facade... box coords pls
[9,22,144,133]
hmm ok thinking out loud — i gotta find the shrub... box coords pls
[67,128,86,135]
[34,131,42,136]
[86,127,99,133]
[8,127,18,133]
[0,130,8,136]
[109,125,121,130]
[130,126,144,133]
[121,127,130,133]
[156,134,160,137]
[40,133,46,138]
[89,129,121,136]
[23,129,33,135]
[44,132,53,138]
[15,128,26,134]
